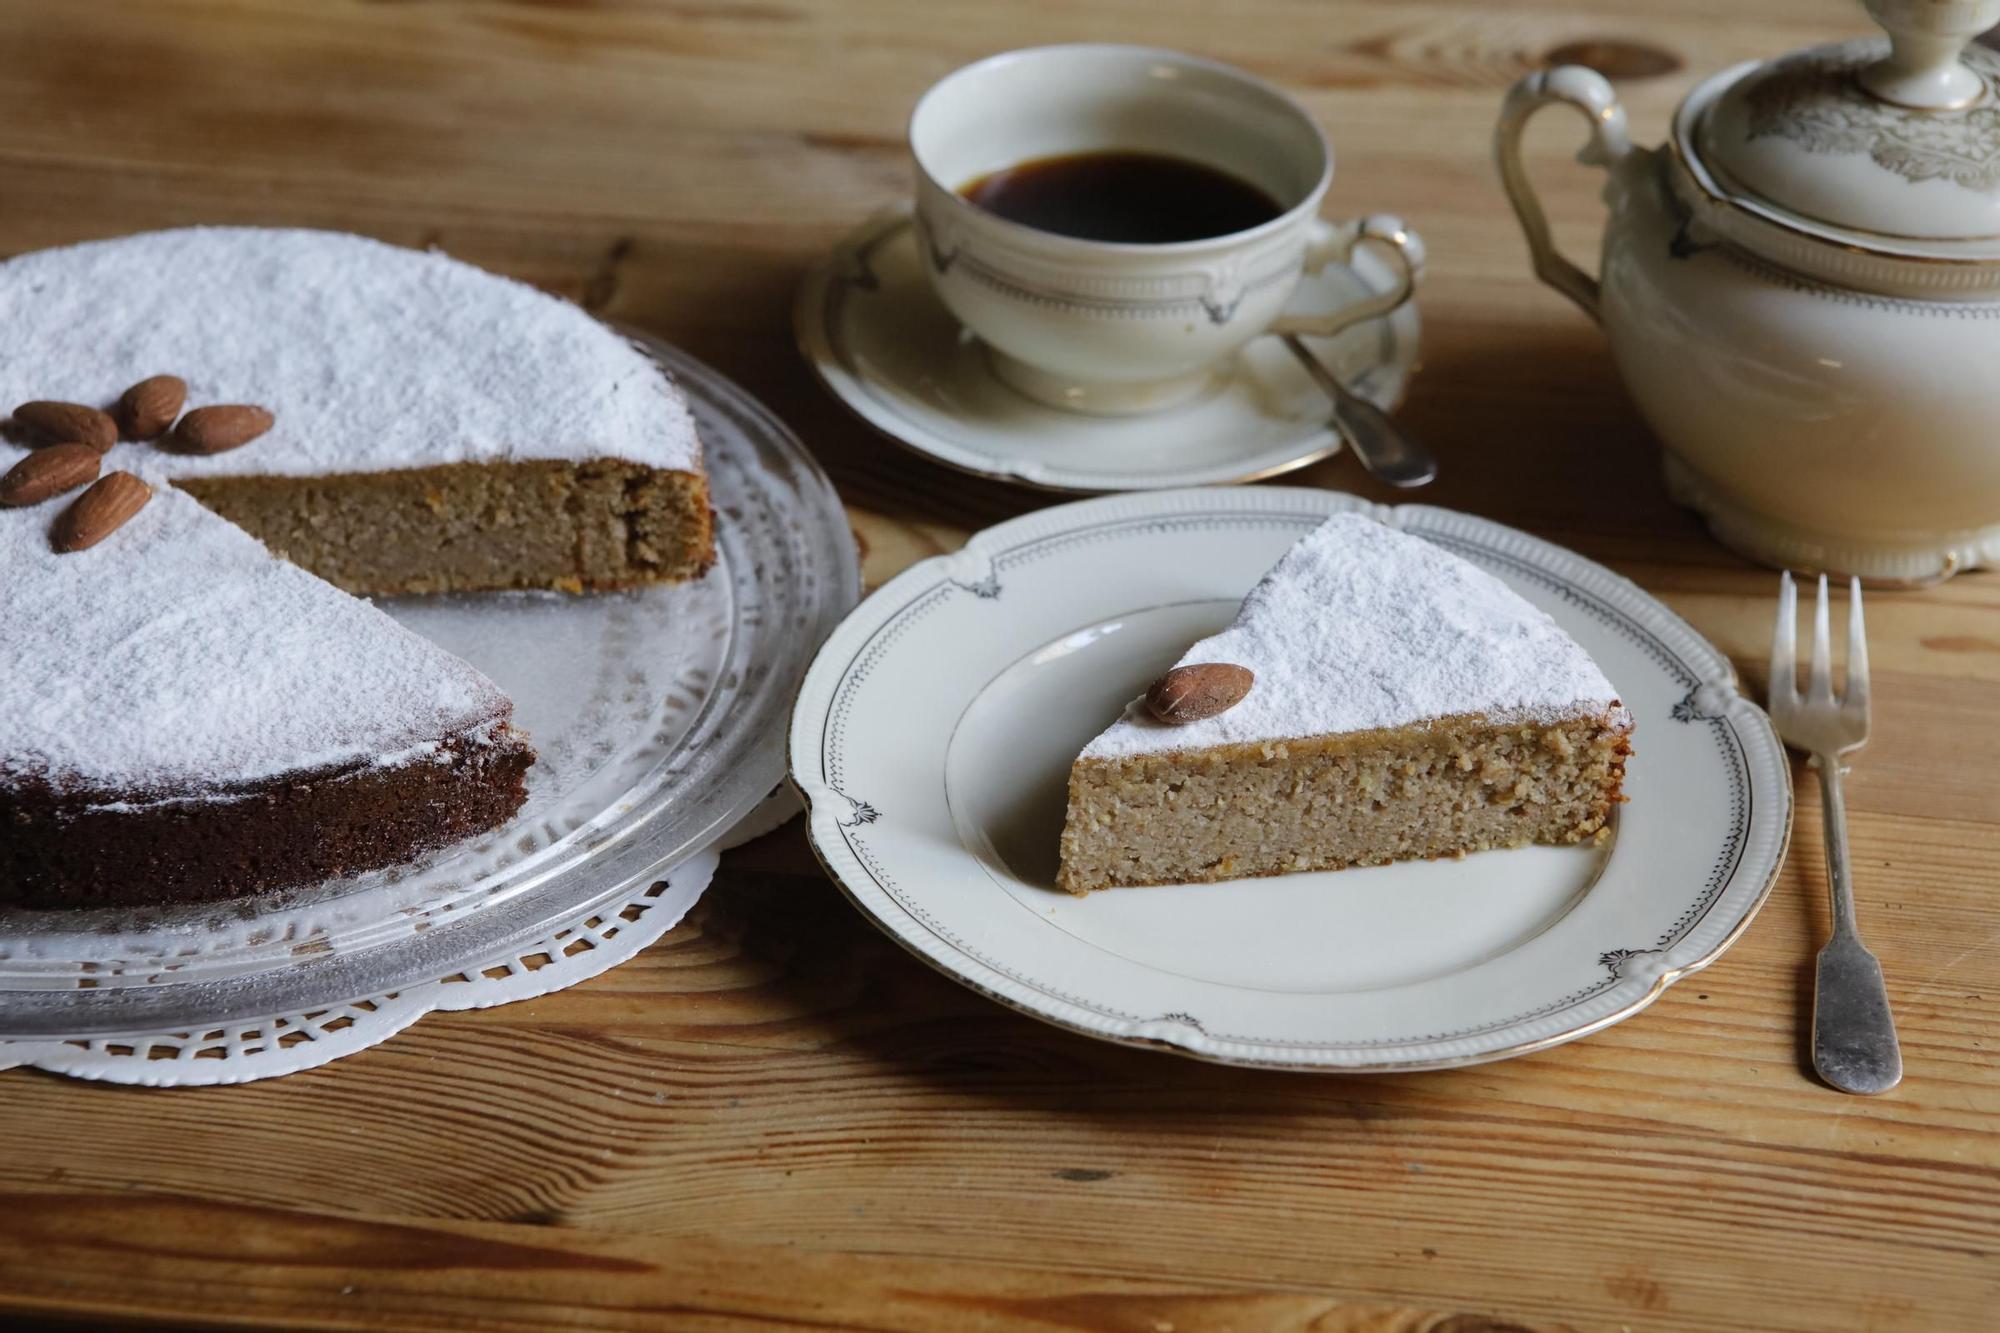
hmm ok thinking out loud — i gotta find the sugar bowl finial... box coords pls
[1857,0,2000,109]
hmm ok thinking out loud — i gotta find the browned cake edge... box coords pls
[176,458,716,597]
[1055,708,1633,895]
[0,723,534,910]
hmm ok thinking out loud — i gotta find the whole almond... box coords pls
[13,400,117,453]
[1145,662,1255,725]
[51,471,151,552]
[172,404,273,454]
[0,442,101,507]
[117,375,188,441]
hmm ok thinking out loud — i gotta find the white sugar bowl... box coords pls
[1498,0,2000,583]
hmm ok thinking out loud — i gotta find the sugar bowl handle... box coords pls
[1495,65,1633,323]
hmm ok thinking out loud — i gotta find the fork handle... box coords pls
[1810,754,1903,1094]
[1813,755,1860,940]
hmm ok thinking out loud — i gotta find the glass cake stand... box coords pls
[0,336,859,1039]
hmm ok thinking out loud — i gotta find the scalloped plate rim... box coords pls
[788,487,1793,1072]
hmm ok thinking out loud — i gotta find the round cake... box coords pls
[0,227,717,909]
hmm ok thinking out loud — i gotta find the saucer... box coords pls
[794,213,1421,494]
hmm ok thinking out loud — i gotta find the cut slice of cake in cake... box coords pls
[0,227,714,597]
[1056,513,1633,894]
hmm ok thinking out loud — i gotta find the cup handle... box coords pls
[1267,214,1423,340]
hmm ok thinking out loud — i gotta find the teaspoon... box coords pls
[1281,334,1437,488]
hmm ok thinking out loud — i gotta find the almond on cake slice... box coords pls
[1146,663,1254,724]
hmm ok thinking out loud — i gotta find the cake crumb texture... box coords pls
[1057,712,1631,894]
[179,460,715,595]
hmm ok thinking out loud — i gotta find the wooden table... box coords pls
[2,2,1995,1329]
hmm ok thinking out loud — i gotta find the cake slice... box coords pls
[1056,513,1633,894]
[0,483,532,910]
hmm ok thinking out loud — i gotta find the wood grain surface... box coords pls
[1,2,1995,1330]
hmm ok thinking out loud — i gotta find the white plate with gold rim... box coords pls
[789,487,1791,1071]
[793,213,1420,494]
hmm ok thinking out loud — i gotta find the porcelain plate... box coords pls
[790,488,1791,1071]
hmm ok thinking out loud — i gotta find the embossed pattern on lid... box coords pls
[1692,3,2000,246]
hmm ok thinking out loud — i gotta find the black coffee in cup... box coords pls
[959,149,1283,244]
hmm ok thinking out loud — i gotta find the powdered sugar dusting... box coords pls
[1082,514,1626,759]
[0,227,699,479]
[1,455,511,801]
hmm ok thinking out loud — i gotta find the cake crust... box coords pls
[2,724,532,910]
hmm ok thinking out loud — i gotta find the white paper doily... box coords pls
[715,784,803,851]
[0,846,721,1087]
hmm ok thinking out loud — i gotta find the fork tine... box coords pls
[1771,571,1798,706]
[1844,575,1870,722]
[1807,573,1835,705]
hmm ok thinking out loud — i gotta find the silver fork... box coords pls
[1768,572,1902,1095]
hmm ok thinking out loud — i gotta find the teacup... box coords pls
[910,44,1422,416]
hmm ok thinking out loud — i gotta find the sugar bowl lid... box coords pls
[1687,0,2000,250]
